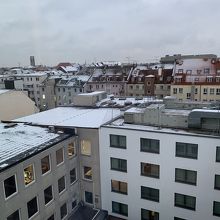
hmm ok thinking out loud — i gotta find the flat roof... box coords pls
[14,107,121,128]
[0,123,70,172]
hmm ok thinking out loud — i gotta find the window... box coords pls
[186,93,191,99]
[44,186,53,205]
[141,208,159,220]
[141,162,160,178]
[178,69,183,74]
[173,88,177,94]
[112,201,128,217]
[41,155,50,175]
[174,193,196,210]
[56,148,64,165]
[110,158,127,172]
[210,88,215,95]
[197,70,202,74]
[4,175,17,199]
[213,201,220,217]
[7,210,20,220]
[27,197,38,219]
[203,88,208,95]
[47,214,54,220]
[216,89,220,95]
[60,203,67,219]
[215,175,220,190]
[58,176,66,194]
[140,138,160,154]
[83,166,92,180]
[217,147,220,162]
[179,88,183,94]
[141,186,159,202]
[81,140,91,156]
[24,164,35,186]
[194,88,198,94]
[175,168,197,185]
[204,68,210,74]
[68,142,76,158]
[70,168,77,184]
[72,200,77,209]
[176,142,198,159]
[63,88,65,92]
[110,134,126,149]
[186,70,192,75]
[174,217,186,220]
[85,191,93,204]
[111,180,127,194]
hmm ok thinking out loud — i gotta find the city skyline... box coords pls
[0,0,220,67]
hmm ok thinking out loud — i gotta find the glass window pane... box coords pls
[70,168,76,184]
[47,214,54,220]
[24,165,35,186]
[85,191,93,204]
[68,142,75,158]
[81,140,91,156]
[27,197,38,218]
[56,148,64,165]
[44,186,53,205]
[215,175,220,190]
[4,175,17,198]
[41,155,50,175]
[214,201,220,217]
[216,147,220,162]
[84,166,92,180]
[140,138,159,153]
[60,203,67,219]
[58,176,65,193]
[7,210,20,220]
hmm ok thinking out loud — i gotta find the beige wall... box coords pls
[0,91,39,121]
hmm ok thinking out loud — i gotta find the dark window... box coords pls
[215,175,220,190]
[175,168,197,185]
[110,158,127,172]
[47,214,54,220]
[72,200,77,209]
[41,155,50,174]
[70,168,76,184]
[83,166,92,180]
[60,203,67,219]
[213,201,220,217]
[216,147,220,162]
[174,217,187,220]
[110,134,126,149]
[4,175,17,199]
[44,186,53,205]
[58,176,65,194]
[141,186,159,202]
[63,88,65,92]
[174,193,196,210]
[7,210,20,220]
[176,142,198,159]
[112,201,128,217]
[141,208,159,220]
[111,180,127,194]
[56,148,64,165]
[27,197,38,218]
[85,191,93,204]
[140,138,160,154]
[141,162,160,178]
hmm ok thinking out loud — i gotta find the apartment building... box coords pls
[0,122,79,220]
[100,103,220,220]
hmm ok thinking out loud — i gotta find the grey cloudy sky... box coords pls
[0,0,219,67]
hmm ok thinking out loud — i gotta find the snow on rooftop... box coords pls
[0,123,60,168]
[0,90,9,95]
[15,107,121,128]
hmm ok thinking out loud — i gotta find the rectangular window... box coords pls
[204,68,210,74]
[112,201,128,217]
[44,186,53,205]
[179,88,183,94]
[41,155,50,175]
[217,147,220,162]
[203,88,208,95]
[111,180,127,194]
[68,142,76,158]
[110,157,127,172]
[175,168,197,185]
[7,210,20,220]
[174,193,196,210]
[70,168,76,184]
[47,214,54,220]
[60,203,67,220]
[4,175,17,199]
[110,134,126,149]
[84,166,92,180]
[141,162,160,178]
[186,70,192,75]
[176,142,198,159]
[194,88,198,94]
[186,93,191,99]
[72,200,77,209]
[140,138,160,154]
[215,175,220,190]
[178,69,183,74]
[24,164,35,186]
[217,89,220,95]
[141,208,159,220]
[213,201,220,217]
[173,88,177,94]
[85,191,93,204]
[174,217,186,220]
[81,140,91,156]
[56,148,64,165]
[27,197,38,219]
[141,186,159,202]
[210,88,215,95]
[58,176,66,194]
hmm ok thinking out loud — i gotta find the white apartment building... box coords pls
[99,105,220,220]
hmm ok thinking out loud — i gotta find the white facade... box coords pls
[100,124,220,220]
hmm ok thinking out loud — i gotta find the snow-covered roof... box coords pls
[15,107,121,128]
[0,123,69,171]
[0,90,9,95]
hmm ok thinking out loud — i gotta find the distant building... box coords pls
[30,56,35,67]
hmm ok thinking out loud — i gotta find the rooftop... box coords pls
[0,123,70,172]
[14,107,121,128]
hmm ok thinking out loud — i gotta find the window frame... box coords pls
[213,201,220,217]
[140,138,160,154]
[7,209,20,220]
[60,202,68,220]
[4,174,18,200]
[141,208,159,220]
[216,146,220,162]
[81,140,92,156]
[41,155,51,176]
[174,193,196,211]
[85,191,93,204]
[141,186,159,202]
[112,201,128,217]
[141,162,160,179]
[58,176,66,195]
[110,134,126,149]
[83,166,92,181]
[56,148,64,166]
[44,185,54,206]
[176,142,198,159]
[70,168,77,184]
[24,164,35,187]
[110,157,127,172]
[175,168,197,185]
[111,180,128,195]
[215,174,220,190]
[68,142,76,158]
[27,196,39,219]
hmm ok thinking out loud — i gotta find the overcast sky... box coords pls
[0,0,219,67]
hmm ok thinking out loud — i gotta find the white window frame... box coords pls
[44,185,54,207]
[27,197,39,220]
[58,176,66,195]
[24,164,35,187]
[4,174,18,200]
[41,155,51,176]
[56,148,64,166]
